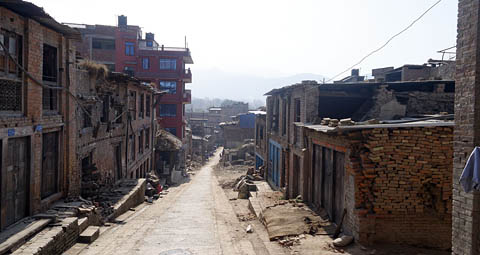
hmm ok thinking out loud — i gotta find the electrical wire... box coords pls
[0,39,94,119]
[326,0,443,83]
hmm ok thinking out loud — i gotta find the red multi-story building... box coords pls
[68,15,193,140]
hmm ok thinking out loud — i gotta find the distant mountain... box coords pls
[189,69,328,102]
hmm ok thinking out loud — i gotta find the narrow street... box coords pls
[76,149,276,255]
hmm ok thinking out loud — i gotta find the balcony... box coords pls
[183,89,191,104]
[183,68,192,83]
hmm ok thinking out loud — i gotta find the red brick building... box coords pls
[0,1,80,230]
[68,16,193,141]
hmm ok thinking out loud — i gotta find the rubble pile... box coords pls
[233,167,264,199]
[221,142,256,166]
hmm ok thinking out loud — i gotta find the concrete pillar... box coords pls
[453,1,480,254]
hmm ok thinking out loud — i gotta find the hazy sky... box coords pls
[31,0,458,97]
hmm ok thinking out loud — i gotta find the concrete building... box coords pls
[0,1,80,231]
[221,102,249,122]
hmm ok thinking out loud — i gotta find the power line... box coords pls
[326,0,443,83]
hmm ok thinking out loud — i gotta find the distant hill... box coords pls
[189,69,328,102]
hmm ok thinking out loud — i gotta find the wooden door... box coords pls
[292,155,299,197]
[5,137,29,227]
[322,148,334,220]
[312,145,323,209]
[334,152,345,224]
[42,132,58,199]
[115,145,122,180]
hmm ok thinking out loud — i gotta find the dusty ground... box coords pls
[215,163,450,255]
[70,148,285,255]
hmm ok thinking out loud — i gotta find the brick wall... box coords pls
[222,124,254,149]
[355,127,453,248]
[304,125,453,249]
[452,1,480,254]
[0,7,78,231]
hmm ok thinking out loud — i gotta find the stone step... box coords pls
[78,226,99,244]
[77,218,89,233]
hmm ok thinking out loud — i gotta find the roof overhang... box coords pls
[0,0,81,40]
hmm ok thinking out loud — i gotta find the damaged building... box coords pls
[220,112,255,149]
[74,67,157,199]
[262,60,455,248]
[301,120,453,249]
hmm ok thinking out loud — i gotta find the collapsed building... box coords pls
[221,112,255,149]
[260,60,455,248]
[74,67,157,199]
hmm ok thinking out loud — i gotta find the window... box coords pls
[124,66,134,77]
[260,126,264,140]
[146,41,153,47]
[139,130,144,154]
[130,134,135,161]
[142,58,149,70]
[139,93,144,118]
[101,95,110,123]
[159,104,176,117]
[145,128,150,149]
[159,81,176,94]
[115,106,123,124]
[146,95,151,117]
[83,106,92,128]
[81,152,94,177]
[43,88,58,112]
[294,98,301,122]
[41,132,59,198]
[0,79,22,112]
[105,64,115,71]
[165,127,176,136]
[0,32,22,76]
[42,44,57,82]
[129,91,136,120]
[125,42,134,56]
[92,38,115,50]
[42,44,59,112]
[159,58,176,70]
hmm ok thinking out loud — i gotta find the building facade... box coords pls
[68,16,193,141]
[0,2,80,230]
[254,112,267,170]
[452,0,480,254]
[302,122,453,248]
[74,69,156,198]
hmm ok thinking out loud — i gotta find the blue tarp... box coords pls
[239,113,255,129]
